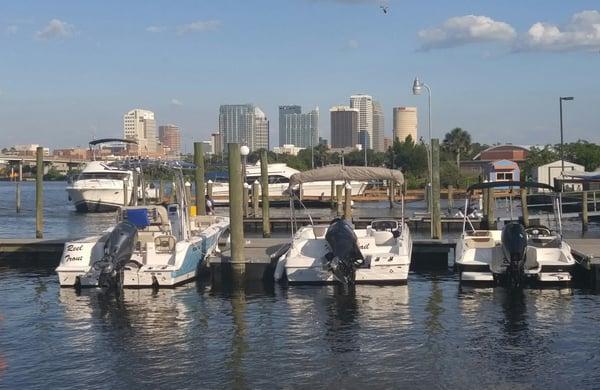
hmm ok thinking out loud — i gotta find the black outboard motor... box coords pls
[325,218,364,287]
[501,222,527,288]
[94,221,138,288]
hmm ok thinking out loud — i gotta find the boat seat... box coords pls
[464,237,497,249]
[312,225,328,238]
[154,235,176,253]
[373,231,395,246]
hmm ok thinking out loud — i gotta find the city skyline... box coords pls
[0,1,599,149]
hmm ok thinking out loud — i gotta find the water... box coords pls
[2,182,600,388]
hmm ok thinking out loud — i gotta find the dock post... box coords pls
[582,191,589,232]
[389,180,395,209]
[123,180,129,206]
[344,184,352,221]
[228,143,245,272]
[448,185,454,211]
[252,180,260,217]
[488,188,496,229]
[18,161,23,182]
[520,187,529,227]
[260,150,271,238]
[158,179,164,202]
[336,184,344,216]
[194,142,206,215]
[431,139,442,239]
[243,184,250,218]
[35,147,44,238]
[330,181,335,209]
[207,180,213,198]
[15,181,21,213]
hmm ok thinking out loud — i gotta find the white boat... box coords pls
[274,166,412,286]
[66,160,136,212]
[57,169,230,288]
[455,181,576,286]
[210,163,367,201]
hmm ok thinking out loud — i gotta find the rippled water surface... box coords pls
[2,182,600,388]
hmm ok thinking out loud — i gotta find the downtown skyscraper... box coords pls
[218,104,269,153]
[123,109,158,153]
[330,106,359,148]
[349,95,385,152]
[278,106,319,148]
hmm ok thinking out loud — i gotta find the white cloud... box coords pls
[346,39,359,49]
[519,10,600,52]
[146,25,166,33]
[35,19,73,40]
[177,20,221,35]
[171,98,183,106]
[418,15,516,50]
[5,25,18,35]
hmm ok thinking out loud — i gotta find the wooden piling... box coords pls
[228,143,245,269]
[207,180,214,198]
[520,187,529,227]
[336,184,344,216]
[159,179,164,202]
[344,185,352,220]
[582,191,589,232]
[243,184,250,218]
[389,180,395,209]
[35,147,44,239]
[448,185,454,210]
[123,180,129,206]
[194,142,206,215]
[431,139,442,239]
[487,188,496,229]
[15,182,21,213]
[330,181,335,209]
[252,181,260,217]
[260,150,271,238]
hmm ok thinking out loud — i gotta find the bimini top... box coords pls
[89,138,138,146]
[288,165,404,188]
[466,181,556,193]
[562,170,600,181]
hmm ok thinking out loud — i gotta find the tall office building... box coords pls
[158,124,181,156]
[123,109,158,153]
[330,106,359,148]
[279,106,319,148]
[372,101,385,152]
[350,94,373,149]
[211,132,223,155]
[278,105,301,146]
[393,107,418,142]
[218,104,269,152]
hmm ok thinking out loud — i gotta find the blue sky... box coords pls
[1,0,599,151]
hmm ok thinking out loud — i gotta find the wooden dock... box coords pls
[567,239,600,288]
[0,238,66,266]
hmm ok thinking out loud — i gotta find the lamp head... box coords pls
[412,77,422,95]
[560,96,574,101]
[240,145,250,156]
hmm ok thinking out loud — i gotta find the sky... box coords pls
[1,0,599,152]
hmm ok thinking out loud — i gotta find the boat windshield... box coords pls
[76,172,128,181]
[246,175,289,185]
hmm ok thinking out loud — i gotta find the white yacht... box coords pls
[66,160,135,212]
[57,169,230,288]
[210,163,367,201]
[274,166,412,286]
[455,181,576,286]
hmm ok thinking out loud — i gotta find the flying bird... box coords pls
[380,5,389,14]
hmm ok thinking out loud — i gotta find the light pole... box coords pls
[559,96,574,177]
[240,144,250,186]
[412,76,433,217]
[364,132,368,167]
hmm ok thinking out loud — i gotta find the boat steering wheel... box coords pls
[525,225,552,237]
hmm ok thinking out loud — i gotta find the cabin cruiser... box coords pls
[57,168,229,288]
[455,181,576,287]
[274,166,412,286]
[210,163,367,202]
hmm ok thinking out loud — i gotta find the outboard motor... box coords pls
[94,221,138,288]
[325,218,364,288]
[501,222,527,288]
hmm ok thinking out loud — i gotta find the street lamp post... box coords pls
[412,76,433,221]
[559,96,574,177]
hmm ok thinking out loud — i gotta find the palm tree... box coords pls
[443,128,471,170]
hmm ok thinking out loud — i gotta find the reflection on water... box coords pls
[1,267,600,388]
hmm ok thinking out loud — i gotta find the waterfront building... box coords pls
[273,144,305,156]
[218,104,270,152]
[330,106,359,148]
[393,107,418,143]
[350,94,373,149]
[211,132,223,155]
[158,124,181,156]
[123,109,158,154]
[279,106,319,148]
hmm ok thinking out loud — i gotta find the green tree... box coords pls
[524,145,558,177]
[562,141,600,171]
[442,127,472,170]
